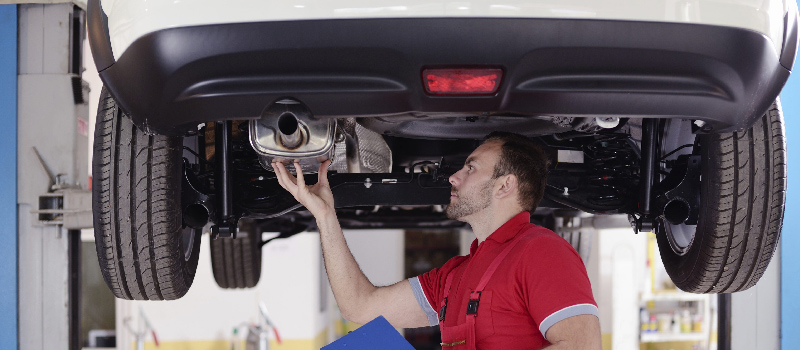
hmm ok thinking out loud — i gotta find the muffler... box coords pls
[249,98,336,174]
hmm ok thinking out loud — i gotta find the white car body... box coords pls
[103,0,795,61]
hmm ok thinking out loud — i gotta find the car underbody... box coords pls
[178,115,697,240]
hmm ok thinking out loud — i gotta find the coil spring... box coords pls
[583,134,639,205]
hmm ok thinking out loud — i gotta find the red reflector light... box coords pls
[423,68,503,95]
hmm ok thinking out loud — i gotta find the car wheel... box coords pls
[656,100,786,293]
[210,220,263,289]
[92,87,202,300]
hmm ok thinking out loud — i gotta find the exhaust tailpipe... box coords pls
[277,112,303,149]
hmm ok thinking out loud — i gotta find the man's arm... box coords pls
[274,161,430,328]
[543,315,602,350]
[316,212,431,327]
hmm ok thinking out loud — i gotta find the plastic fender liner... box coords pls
[87,0,114,72]
[781,2,799,71]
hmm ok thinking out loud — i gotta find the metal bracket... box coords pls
[630,154,701,234]
[652,155,702,226]
[214,171,451,223]
[181,161,215,229]
[329,172,451,208]
[629,214,656,234]
[31,188,92,229]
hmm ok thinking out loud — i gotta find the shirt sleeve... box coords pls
[520,234,599,339]
[411,255,469,327]
[409,277,439,326]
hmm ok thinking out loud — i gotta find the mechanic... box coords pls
[273,131,601,349]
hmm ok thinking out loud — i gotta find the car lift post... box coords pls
[16,3,92,350]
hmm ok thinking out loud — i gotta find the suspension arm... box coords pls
[329,173,451,207]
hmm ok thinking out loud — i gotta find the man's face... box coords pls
[446,141,502,220]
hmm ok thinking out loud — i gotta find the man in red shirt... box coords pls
[274,132,601,349]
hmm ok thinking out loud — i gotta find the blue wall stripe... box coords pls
[0,5,17,350]
[783,61,800,349]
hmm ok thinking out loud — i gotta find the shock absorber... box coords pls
[212,120,237,239]
[636,118,659,232]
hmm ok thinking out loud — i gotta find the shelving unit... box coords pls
[644,292,710,302]
[639,291,712,348]
[641,332,706,343]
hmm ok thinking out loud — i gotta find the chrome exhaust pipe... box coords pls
[277,112,303,149]
[249,98,336,174]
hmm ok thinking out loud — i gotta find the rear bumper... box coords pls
[92,16,795,136]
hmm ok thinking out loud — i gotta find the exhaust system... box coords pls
[249,99,336,174]
[249,98,392,174]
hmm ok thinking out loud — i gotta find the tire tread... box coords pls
[92,87,199,300]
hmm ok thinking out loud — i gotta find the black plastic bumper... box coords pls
[89,3,795,136]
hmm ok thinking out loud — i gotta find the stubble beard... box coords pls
[446,179,494,220]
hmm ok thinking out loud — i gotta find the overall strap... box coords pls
[465,233,528,350]
[439,266,457,322]
[443,269,456,299]
[466,233,526,316]
[477,234,524,290]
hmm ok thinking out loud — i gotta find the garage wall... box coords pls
[262,232,330,342]
[343,229,405,288]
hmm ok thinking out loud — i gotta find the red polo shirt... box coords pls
[409,212,598,349]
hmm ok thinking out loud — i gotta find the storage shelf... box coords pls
[641,332,706,343]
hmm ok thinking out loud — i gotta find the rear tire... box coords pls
[92,87,201,300]
[657,100,786,293]
[210,221,263,289]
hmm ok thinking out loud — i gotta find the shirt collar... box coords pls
[469,211,531,255]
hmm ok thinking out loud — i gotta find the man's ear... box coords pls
[495,174,518,199]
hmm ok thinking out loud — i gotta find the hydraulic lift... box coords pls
[13,2,92,350]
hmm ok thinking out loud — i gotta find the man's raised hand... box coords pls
[273,160,336,219]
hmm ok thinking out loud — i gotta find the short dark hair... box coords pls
[483,131,551,212]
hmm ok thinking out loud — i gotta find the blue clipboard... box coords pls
[322,316,415,350]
